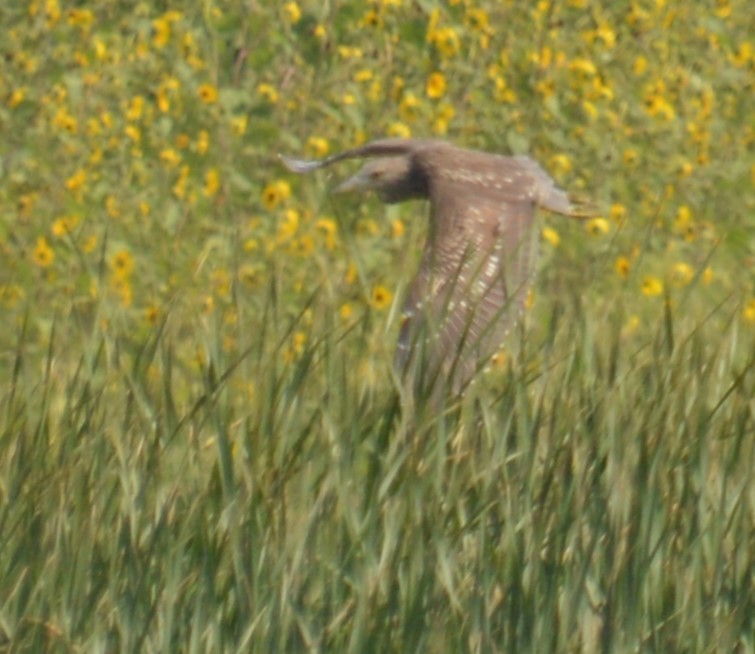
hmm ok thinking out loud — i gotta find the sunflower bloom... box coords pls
[586,217,610,237]
[371,285,392,311]
[542,227,560,247]
[32,237,55,268]
[641,276,663,297]
[198,84,218,104]
[615,256,630,279]
[261,180,291,209]
[426,72,447,99]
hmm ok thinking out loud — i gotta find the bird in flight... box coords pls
[281,138,589,401]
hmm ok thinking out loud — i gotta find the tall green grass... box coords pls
[1,280,753,652]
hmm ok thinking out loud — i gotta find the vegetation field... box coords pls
[1,0,754,651]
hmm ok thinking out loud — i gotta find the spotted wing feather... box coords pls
[396,150,548,395]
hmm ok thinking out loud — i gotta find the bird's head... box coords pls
[334,157,428,204]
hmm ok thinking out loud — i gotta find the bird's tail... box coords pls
[540,185,598,219]
[566,193,599,219]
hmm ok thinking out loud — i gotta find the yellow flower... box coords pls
[644,94,676,121]
[106,195,120,218]
[65,169,86,192]
[730,42,753,67]
[160,148,181,167]
[675,205,692,228]
[387,122,411,138]
[152,17,171,48]
[542,226,560,247]
[433,116,449,135]
[145,304,160,326]
[238,264,261,287]
[52,108,77,133]
[391,76,405,102]
[670,262,694,286]
[111,276,133,307]
[82,234,98,253]
[676,160,694,177]
[426,72,447,99]
[277,208,299,241]
[196,130,210,154]
[743,300,755,324]
[609,203,627,223]
[371,285,392,311]
[568,57,597,76]
[8,88,26,108]
[361,9,380,28]
[203,168,220,197]
[315,218,338,250]
[339,303,354,321]
[624,314,640,334]
[283,331,307,363]
[126,95,145,121]
[585,217,610,236]
[429,27,461,58]
[257,83,279,104]
[399,92,421,122]
[32,236,54,268]
[641,276,664,297]
[111,249,134,277]
[615,256,631,279]
[230,115,247,135]
[344,261,358,285]
[211,269,231,299]
[550,153,572,175]
[124,124,140,142]
[582,100,599,120]
[261,180,291,209]
[305,136,329,158]
[338,45,364,59]
[392,219,405,239]
[283,1,301,23]
[52,215,79,237]
[354,69,373,83]
[198,84,218,104]
[67,8,94,29]
[593,23,616,48]
[466,7,490,33]
[296,234,316,257]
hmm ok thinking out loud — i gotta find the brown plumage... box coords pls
[281,138,586,399]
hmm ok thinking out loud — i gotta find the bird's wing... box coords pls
[280,138,448,174]
[396,152,544,393]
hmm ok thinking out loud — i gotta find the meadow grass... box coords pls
[1,0,754,652]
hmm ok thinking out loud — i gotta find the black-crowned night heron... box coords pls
[281,138,587,399]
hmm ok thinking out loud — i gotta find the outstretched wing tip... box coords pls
[279,154,323,174]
